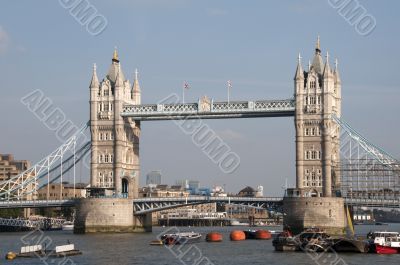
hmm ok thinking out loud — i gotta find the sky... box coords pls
[0,0,399,196]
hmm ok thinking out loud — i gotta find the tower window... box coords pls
[310,81,316,88]
[306,151,310,160]
[99,133,103,141]
[104,103,109,111]
[105,133,108,141]
[105,154,109,163]
[104,89,109,96]
[311,151,317,160]
[311,128,316,136]
[305,128,310,136]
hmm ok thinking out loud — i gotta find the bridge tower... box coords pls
[294,36,342,197]
[89,49,141,198]
[284,37,346,235]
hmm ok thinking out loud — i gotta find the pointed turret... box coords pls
[311,35,324,75]
[132,68,141,104]
[334,58,341,83]
[294,53,304,80]
[106,48,125,86]
[323,51,333,78]
[115,63,124,87]
[90,63,100,88]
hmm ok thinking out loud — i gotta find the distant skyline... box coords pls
[1,1,399,195]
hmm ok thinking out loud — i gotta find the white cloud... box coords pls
[0,26,10,55]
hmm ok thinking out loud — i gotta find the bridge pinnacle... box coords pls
[112,46,119,62]
[316,35,321,54]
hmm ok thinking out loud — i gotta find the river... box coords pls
[1,224,400,265]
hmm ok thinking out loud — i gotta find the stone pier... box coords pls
[74,198,152,233]
[283,197,346,235]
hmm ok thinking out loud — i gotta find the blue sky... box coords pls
[0,0,399,195]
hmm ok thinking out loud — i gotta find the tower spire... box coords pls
[334,58,341,83]
[323,51,333,77]
[132,68,141,104]
[90,63,99,88]
[294,53,304,80]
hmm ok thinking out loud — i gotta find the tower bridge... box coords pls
[0,38,399,234]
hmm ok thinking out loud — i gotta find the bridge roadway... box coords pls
[121,99,295,120]
[1,196,399,211]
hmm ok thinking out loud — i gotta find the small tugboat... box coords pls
[160,232,202,245]
[373,231,400,254]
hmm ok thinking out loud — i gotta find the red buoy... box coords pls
[255,230,272,240]
[206,232,223,242]
[230,230,246,241]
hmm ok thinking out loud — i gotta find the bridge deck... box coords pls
[1,197,399,210]
[121,99,295,120]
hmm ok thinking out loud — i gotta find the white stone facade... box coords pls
[294,37,341,197]
[89,50,141,197]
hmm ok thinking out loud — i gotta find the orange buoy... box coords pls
[230,230,246,241]
[255,229,272,240]
[206,232,223,242]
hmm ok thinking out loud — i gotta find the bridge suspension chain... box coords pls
[334,116,400,204]
[0,122,90,201]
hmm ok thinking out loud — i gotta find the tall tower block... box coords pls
[89,49,140,198]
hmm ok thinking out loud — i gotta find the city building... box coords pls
[37,182,89,200]
[210,186,227,197]
[146,170,162,186]
[0,154,31,182]
[237,186,257,197]
[138,185,189,198]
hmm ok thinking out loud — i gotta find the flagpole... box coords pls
[182,82,185,104]
[227,80,232,107]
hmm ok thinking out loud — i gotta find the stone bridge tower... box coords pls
[294,37,342,198]
[89,50,141,198]
[284,37,345,235]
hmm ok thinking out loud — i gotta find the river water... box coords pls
[1,224,400,265]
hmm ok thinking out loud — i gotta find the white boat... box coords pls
[160,232,202,245]
[373,231,400,254]
[62,221,74,231]
[230,220,249,226]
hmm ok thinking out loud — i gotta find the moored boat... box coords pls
[272,231,299,251]
[6,244,82,260]
[160,232,202,245]
[62,221,74,231]
[373,231,400,254]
